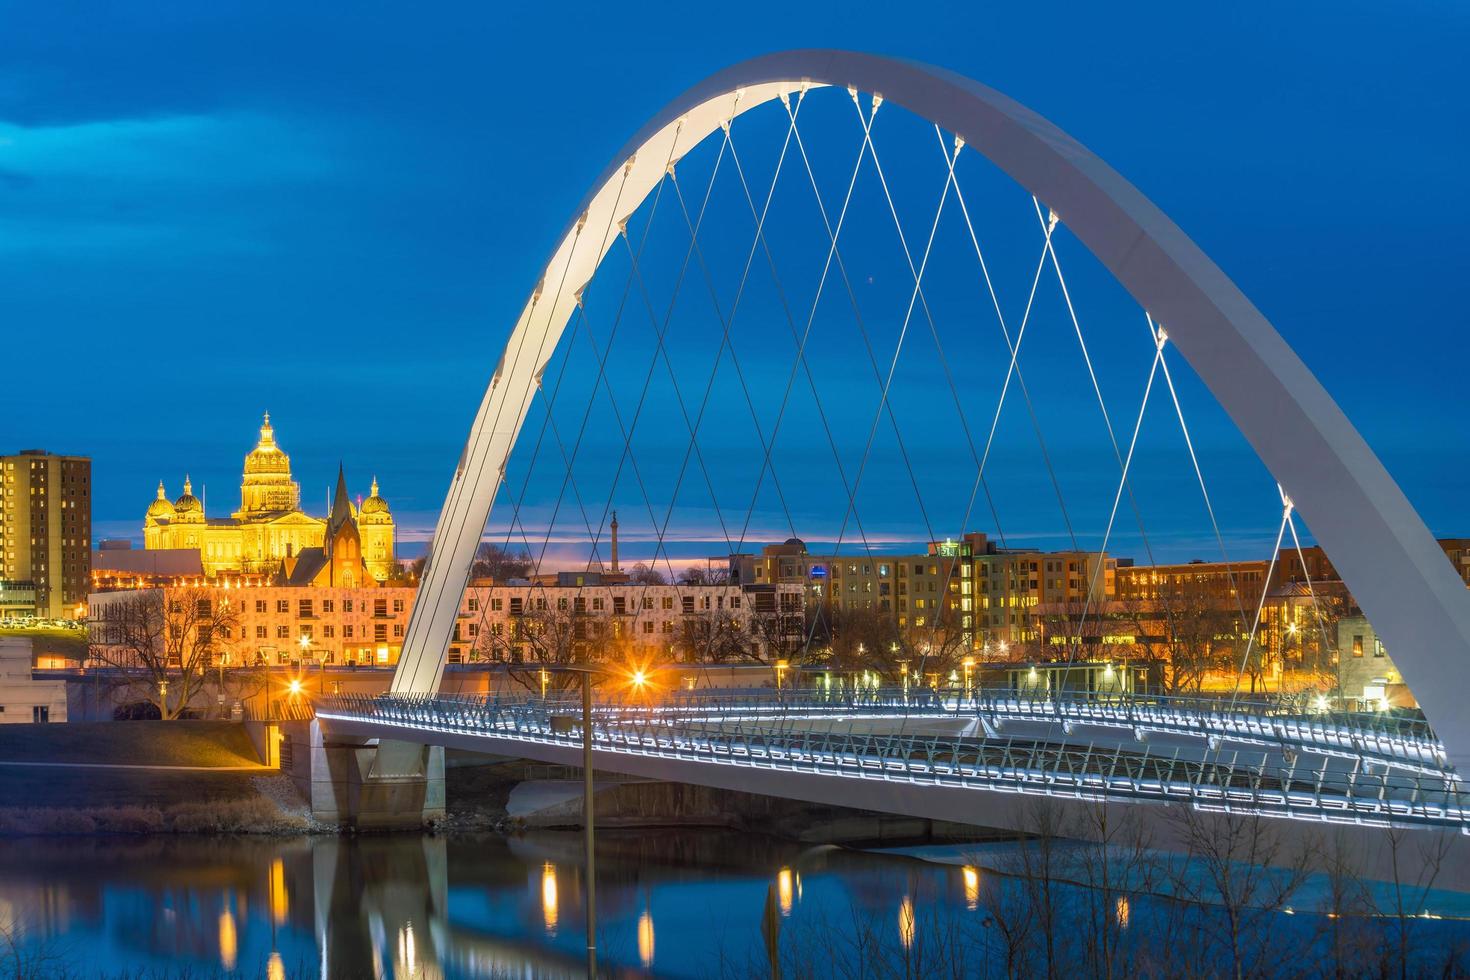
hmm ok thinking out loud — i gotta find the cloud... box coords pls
[0,112,336,255]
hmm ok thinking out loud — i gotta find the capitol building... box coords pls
[143,414,395,581]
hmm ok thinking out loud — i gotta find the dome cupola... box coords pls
[145,481,175,523]
[173,475,204,521]
[239,411,300,514]
[360,476,392,521]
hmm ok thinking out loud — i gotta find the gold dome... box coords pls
[360,476,391,519]
[145,481,175,521]
[173,475,203,518]
[243,412,291,476]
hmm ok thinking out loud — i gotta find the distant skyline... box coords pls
[3,2,1466,570]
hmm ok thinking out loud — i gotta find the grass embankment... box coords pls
[0,624,87,661]
[0,720,261,768]
[0,721,312,835]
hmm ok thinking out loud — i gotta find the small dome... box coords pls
[360,476,391,516]
[146,481,175,520]
[173,475,203,514]
[783,536,807,550]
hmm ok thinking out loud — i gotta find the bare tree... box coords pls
[678,563,730,586]
[626,562,667,585]
[674,606,752,663]
[89,588,241,720]
[470,542,533,582]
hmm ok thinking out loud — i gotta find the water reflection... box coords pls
[269,856,288,926]
[898,894,915,950]
[637,905,655,968]
[540,863,558,935]
[2,831,1470,978]
[217,908,237,971]
[962,865,980,911]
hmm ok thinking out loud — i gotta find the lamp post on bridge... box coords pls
[558,664,602,979]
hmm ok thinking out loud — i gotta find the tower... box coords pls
[610,510,620,573]
[358,475,396,582]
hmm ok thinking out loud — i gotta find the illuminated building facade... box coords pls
[0,449,91,619]
[142,414,395,581]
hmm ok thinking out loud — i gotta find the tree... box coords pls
[89,588,241,720]
[471,542,534,582]
[674,606,751,663]
[626,562,667,585]
[678,563,730,586]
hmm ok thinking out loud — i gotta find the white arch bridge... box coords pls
[324,51,1470,869]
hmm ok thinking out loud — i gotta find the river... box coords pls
[3,830,1470,977]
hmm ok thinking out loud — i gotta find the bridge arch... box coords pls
[391,50,1470,769]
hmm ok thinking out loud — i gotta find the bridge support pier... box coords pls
[288,721,445,830]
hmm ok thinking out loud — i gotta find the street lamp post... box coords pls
[581,669,596,980]
[558,665,601,979]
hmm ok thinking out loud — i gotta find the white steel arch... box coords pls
[392,50,1470,771]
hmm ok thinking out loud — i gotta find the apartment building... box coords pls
[0,449,92,619]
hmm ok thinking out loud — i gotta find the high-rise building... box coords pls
[0,449,92,619]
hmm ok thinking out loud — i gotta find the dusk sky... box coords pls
[2,2,1465,571]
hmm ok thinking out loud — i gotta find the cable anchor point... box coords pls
[1047,207,1061,233]
[1155,325,1169,351]
[953,134,965,154]
[870,92,884,113]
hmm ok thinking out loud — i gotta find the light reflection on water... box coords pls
[0,831,1468,978]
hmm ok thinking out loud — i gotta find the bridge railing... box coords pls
[314,692,1470,831]
[496,686,1445,772]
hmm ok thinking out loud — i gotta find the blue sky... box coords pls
[1,2,1465,569]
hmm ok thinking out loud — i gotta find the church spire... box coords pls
[156,481,167,500]
[326,463,353,534]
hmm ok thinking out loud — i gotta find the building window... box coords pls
[276,626,289,639]
[1352,634,1364,658]
[298,599,312,618]
[392,599,404,613]
[375,624,388,642]
[256,600,266,613]
[276,600,289,614]
[256,626,267,639]
[323,625,335,638]
[322,599,334,613]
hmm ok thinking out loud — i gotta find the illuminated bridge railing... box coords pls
[317,693,1470,832]
[485,687,1446,777]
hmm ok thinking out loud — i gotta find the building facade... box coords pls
[143,414,396,582]
[0,637,68,722]
[0,449,91,619]
[730,532,1113,654]
[88,575,805,670]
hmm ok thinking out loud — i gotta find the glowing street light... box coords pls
[287,678,303,697]
[962,656,976,696]
[775,659,789,691]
